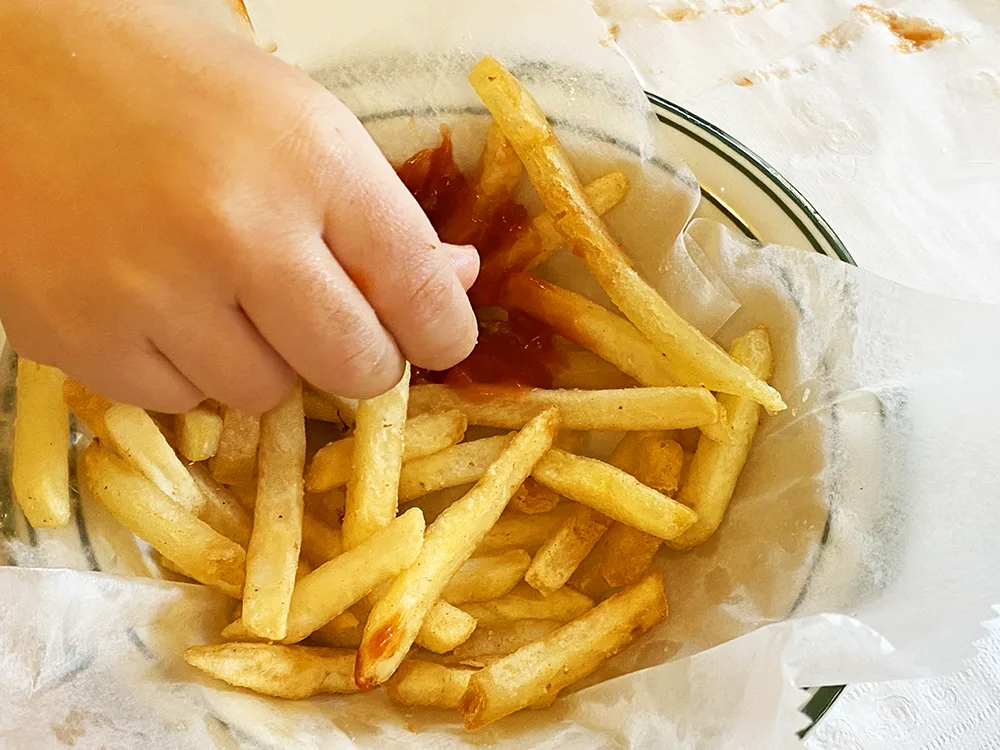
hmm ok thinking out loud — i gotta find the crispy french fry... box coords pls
[229,509,424,644]
[356,409,559,688]
[13,360,70,528]
[532,449,696,540]
[460,571,667,728]
[442,550,531,604]
[186,463,253,546]
[308,610,364,649]
[305,488,346,527]
[469,57,784,413]
[185,643,359,699]
[504,274,678,387]
[103,402,206,514]
[475,504,575,555]
[342,364,410,550]
[567,532,612,600]
[176,404,223,462]
[399,433,514,502]
[452,619,562,663]
[385,660,476,709]
[524,504,612,595]
[303,384,357,426]
[550,346,638,390]
[243,382,306,640]
[409,384,719,431]
[209,407,260,485]
[457,583,593,626]
[83,443,245,597]
[597,432,684,587]
[508,477,561,514]
[62,378,112,443]
[415,601,478,654]
[306,410,466,492]
[667,328,773,550]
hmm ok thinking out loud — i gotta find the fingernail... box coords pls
[444,244,480,291]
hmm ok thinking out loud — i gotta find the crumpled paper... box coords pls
[1,0,999,747]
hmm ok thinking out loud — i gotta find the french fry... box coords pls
[597,432,684,587]
[242,382,305,640]
[306,410,466,492]
[305,488,346,527]
[550,346,638,390]
[103,402,206,514]
[209,407,260,485]
[228,509,424,644]
[452,619,562,663]
[532,449,696,540]
[524,505,612,595]
[415,601,478,654]
[308,610,364,649]
[342,364,410,550]
[567,532,612,600]
[508,477,560,514]
[457,583,593,626]
[399,434,513,502]
[187,463,253,547]
[185,643,359,699]
[667,328,773,550]
[385,660,476,709]
[356,409,559,688]
[62,378,112,443]
[303,384,357,426]
[469,57,784,413]
[176,404,224,462]
[442,550,531,604]
[409,384,720,431]
[460,571,667,728]
[504,274,678,388]
[475,504,575,555]
[82,443,245,597]
[12,360,70,528]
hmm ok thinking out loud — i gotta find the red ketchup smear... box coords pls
[396,133,563,389]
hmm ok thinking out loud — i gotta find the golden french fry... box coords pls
[308,610,364,649]
[452,619,562,663]
[356,409,559,688]
[243,382,306,640]
[342,365,410,550]
[476,122,524,204]
[185,643,359,699]
[62,378,112,444]
[303,384,357,426]
[176,404,223,462]
[504,274,678,387]
[305,488,346,527]
[306,410,467,492]
[532,449,696,540]
[230,509,424,644]
[209,407,260,485]
[475,504,575,555]
[508,477,561,514]
[13,360,70,528]
[469,57,784,413]
[385,660,476,709]
[597,432,685,587]
[567,532,613,601]
[668,328,773,550]
[442,550,531,604]
[409,384,719,431]
[524,504,612,595]
[83,443,245,597]
[103,402,206,514]
[460,571,667,728]
[187,463,253,547]
[399,433,514,502]
[457,583,593,626]
[415,601,478,654]
[550,346,638,390]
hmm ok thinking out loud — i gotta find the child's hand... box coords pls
[0,0,478,413]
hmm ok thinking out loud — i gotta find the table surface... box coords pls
[254,0,1000,745]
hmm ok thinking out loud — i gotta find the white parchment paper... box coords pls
[0,0,998,747]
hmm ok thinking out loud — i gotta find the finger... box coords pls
[236,232,405,400]
[154,303,296,414]
[445,244,480,291]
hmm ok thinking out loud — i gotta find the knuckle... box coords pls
[324,330,403,399]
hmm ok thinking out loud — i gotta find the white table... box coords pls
[252,0,1000,745]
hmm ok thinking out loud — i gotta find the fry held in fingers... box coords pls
[13,360,70,528]
[209,407,260,485]
[176,404,223,462]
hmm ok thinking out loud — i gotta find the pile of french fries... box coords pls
[8,57,782,730]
